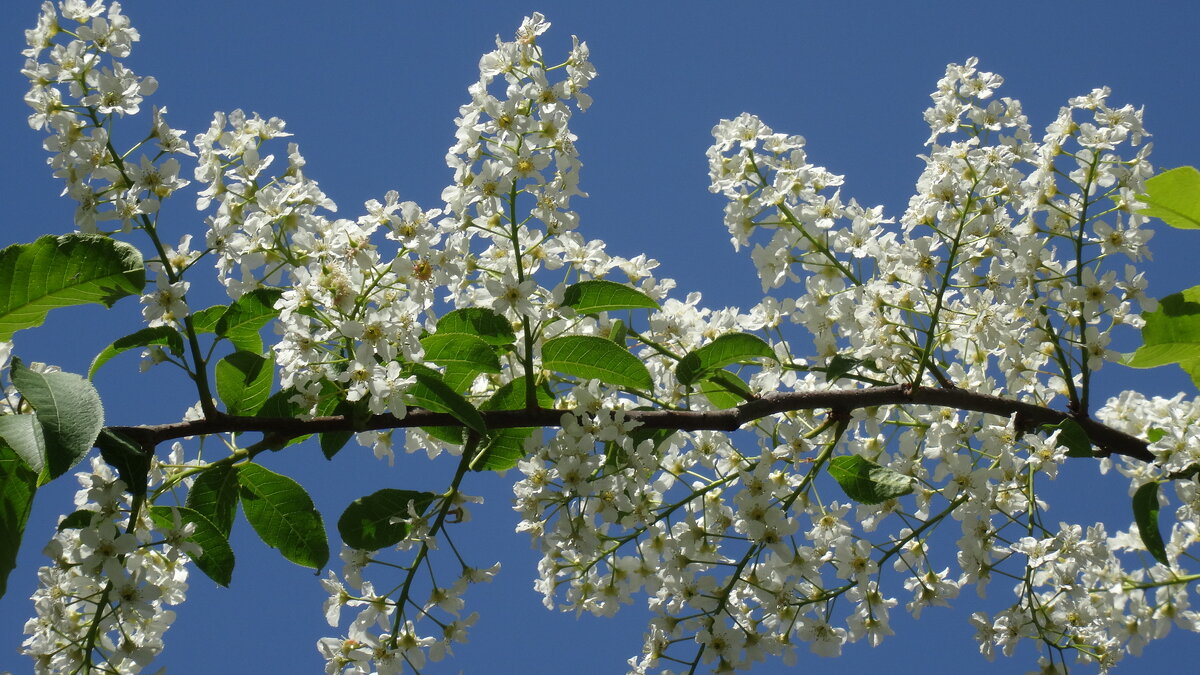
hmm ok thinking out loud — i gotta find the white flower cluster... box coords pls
[21,457,195,674]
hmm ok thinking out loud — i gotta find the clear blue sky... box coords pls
[3,2,1199,673]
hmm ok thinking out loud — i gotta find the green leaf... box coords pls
[237,463,328,569]
[828,455,915,505]
[190,305,227,334]
[561,279,659,314]
[57,509,97,531]
[89,326,185,379]
[1125,286,1200,369]
[0,234,145,341]
[216,288,283,352]
[0,414,46,476]
[1132,481,1169,566]
[148,505,236,587]
[435,307,515,345]
[94,428,151,496]
[542,335,653,391]
[337,489,437,551]
[186,464,240,537]
[1139,166,1200,229]
[215,351,273,416]
[608,318,627,344]
[420,333,501,373]
[1040,419,1093,458]
[0,444,37,599]
[320,397,368,460]
[699,370,754,409]
[676,333,775,386]
[825,354,864,383]
[11,359,104,485]
[473,376,555,471]
[405,364,487,435]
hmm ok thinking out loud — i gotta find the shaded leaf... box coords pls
[190,305,226,334]
[1040,418,1093,458]
[1132,481,1169,566]
[95,428,151,496]
[0,414,46,476]
[542,335,653,391]
[561,279,659,314]
[405,364,486,435]
[0,234,144,341]
[215,351,273,416]
[186,464,240,537]
[149,505,235,587]
[337,489,437,551]
[57,509,98,531]
[1124,286,1200,370]
[473,376,555,471]
[0,444,37,599]
[237,463,328,569]
[828,455,915,505]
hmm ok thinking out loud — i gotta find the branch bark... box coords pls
[105,384,1155,463]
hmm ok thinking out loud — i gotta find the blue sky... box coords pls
[3,1,1200,672]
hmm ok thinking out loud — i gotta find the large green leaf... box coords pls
[420,333,502,374]
[89,326,184,379]
[337,489,437,551]
[405,364,487,435]
[149,505,235,587]
[435,307,516,345]
[1125,286,1200,369]
[1132,481,1169,566]
[10,359,104,485]
[215,351,273,416]
[0,414,46,476]
[186,464,241,537]
[0,444,37,599]
[828,455,915,505]
[542,335,653,392]
[699,370,753,409]
[1139,166,1200,229]
[237,463,328,569]
[0,234,145,340]
[215,288,283,352]
[561,279,659,314]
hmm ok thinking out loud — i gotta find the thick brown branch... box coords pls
[106,385,1154,463]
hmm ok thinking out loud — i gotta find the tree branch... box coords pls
[105,384,1155,463]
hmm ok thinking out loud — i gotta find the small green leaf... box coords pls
[825,354,865,383]
[676,333,775,386]
[435,307,515,345]
[215,288,283,352]
[148,505,235,587]
[94,429,151,496]
[89,326,185,379]
[57,509,97,531]
[473,376,555,471]
[542,335,653,392]
[186,464,241,537]
[1125,286,1200,369]
[420,333,501,374]
[237,463,328,569]
[1146,428,1166,444]
[608,318,627,345]
[215,351,273,416]
[561,279,659,314]
[337,489,437,551]
[0,414,46,476]
[0,444,37,599]
[1139,166,1200,230]
[320,397,368,460]
[1132,481,1169,566]
[1040,419,1093,458]
[828,455,915,505]
[698,370,754,409]
[0,234,145,341]
[190,305,227,334]
[11,359,103,485]
[405,364,487,435]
